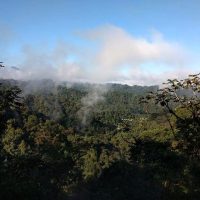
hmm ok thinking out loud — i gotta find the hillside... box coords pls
[0,76,200,200]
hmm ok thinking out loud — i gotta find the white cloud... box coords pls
[1,42,83,82]
[1,24,195,85]
[83,25,189,83]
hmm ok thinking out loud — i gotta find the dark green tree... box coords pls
[141,73,200,159]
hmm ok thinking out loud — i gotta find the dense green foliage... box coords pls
[0,74,200,199]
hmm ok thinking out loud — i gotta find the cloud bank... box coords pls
[1,24,196,85]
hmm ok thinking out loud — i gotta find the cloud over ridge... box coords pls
[1,25,193,85]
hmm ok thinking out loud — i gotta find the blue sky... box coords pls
[1,0,200,84]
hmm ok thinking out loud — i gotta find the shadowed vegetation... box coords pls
[0,71,200,199]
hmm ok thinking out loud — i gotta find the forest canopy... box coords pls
[0,72,200,200]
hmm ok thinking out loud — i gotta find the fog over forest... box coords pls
[1,1,200,200]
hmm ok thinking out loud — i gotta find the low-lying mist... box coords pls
[1,24,197,125]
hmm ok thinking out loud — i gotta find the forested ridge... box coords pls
[0,73,200,200]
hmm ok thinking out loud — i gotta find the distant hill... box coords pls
[0,78,159,94]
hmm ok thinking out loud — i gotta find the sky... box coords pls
[0,0,200,85]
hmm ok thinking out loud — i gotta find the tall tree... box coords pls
[141,73,200,159]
